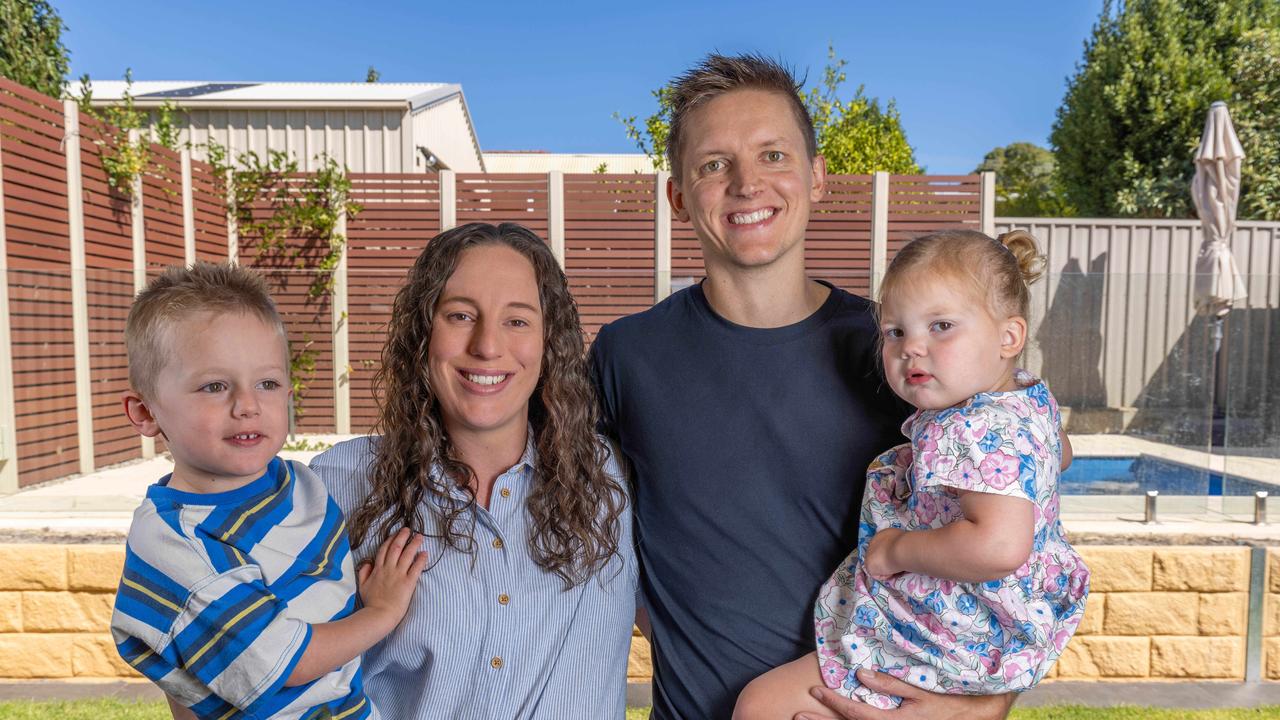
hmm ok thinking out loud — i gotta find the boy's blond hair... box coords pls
[125,262,285,398]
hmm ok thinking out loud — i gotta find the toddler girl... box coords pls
[735,229,1090,716]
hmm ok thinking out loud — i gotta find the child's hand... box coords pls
[864,527,906,581]
[357,527,428,631]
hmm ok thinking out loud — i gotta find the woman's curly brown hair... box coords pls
[348,222,626,588]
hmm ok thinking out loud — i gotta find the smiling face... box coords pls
[879,271,1027,411]
[669,88,825,274]
[128,310,290,492]
[427,243,544,449]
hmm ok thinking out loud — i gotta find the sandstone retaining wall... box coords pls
[0,544,1273,683]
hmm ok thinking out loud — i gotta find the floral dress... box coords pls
[814,374,1090,708]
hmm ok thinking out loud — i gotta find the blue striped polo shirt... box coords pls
[311,434,637,720]
[111,458,377,720]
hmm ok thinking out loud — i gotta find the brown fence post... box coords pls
[181,149,196,265]
[655,170,671,302]
[0,133,18,494]
[226,169,239,265]
[980,171,996,237]
[63,99,94,474]
[128,129,154,459]
[548,171,565,268]
[439,169,456,231]
[869,171,890,299]
[333,205,350,435]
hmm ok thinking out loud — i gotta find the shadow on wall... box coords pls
[1127,307,1278,451]
[1037,256,1108,409]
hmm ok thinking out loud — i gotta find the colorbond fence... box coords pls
[998,217,1280,446]
[0,77,991,491]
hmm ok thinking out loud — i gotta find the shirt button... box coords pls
[491,656,503,669]
[492,538,504,550]
[499,487,511,498]
[498,593,510,605]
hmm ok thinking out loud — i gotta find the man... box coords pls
[590,54,1017,719]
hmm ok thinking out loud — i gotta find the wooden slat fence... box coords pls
[1,81,80,485]
[345,174,439,432]
[1,77,1014,487]
[564,173,656,339]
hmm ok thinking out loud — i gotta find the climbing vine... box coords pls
[75,69,180,196]
[205,140,361,416]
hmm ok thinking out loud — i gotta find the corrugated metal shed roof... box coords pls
[86,81,461,110]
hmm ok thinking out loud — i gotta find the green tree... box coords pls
[974,142,1074,217]
[615,47,921,175]
[1230,28,1280,221]
[365,66,380,83]
[0,0,70,98]
[1051,0,1280,218]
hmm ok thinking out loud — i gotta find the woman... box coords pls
[311,222,636,718]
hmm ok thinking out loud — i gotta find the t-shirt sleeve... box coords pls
[168,564,311,714]
[588,323,619,439]
[911,402,1039,502]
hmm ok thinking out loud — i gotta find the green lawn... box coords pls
[1,701,1278,719]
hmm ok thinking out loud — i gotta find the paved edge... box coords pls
[3,680,1280,708]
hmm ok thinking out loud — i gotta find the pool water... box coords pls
[1060,456,1274,496]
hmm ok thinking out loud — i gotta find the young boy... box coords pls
[111,262,425,720]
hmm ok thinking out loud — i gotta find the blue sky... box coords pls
[58,1,1103,174]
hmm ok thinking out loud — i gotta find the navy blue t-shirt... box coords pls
[590,281,910,720]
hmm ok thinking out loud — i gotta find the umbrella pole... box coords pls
[1211,316,1228,447]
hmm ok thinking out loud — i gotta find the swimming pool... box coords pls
[1061,455,1275,496]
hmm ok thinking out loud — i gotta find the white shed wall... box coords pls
[411,98,483,172]
[148,107,421,173]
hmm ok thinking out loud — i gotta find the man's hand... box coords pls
[862,529,905,581]
[796,669,1014,720]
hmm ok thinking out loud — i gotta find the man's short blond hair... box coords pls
[125,262,286,398]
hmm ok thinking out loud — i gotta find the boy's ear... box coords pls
[667,175,690,223]
[121,389,163,438]
[999,316,1028,359]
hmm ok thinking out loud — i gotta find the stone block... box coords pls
[1104,593,1198,635]
[628,635,652,680]
[73,634,139,678]
[1153,548,1249,592]
[1079,547,1152,592]
[1269,551,1280,593]
[1075,593,1105,636]
[0,634,74,677]
[1269,595,1280,636]
[1151,637,1244,679]
[22,592,115,633]
[0,592,20,632]
[1055,636,1150,678]
[1266,638,1280,680]
[68,547,125,592]
[1198,593,1247,636]
[0,546,66,591]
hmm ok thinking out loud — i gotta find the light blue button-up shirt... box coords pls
[311,434,637,720]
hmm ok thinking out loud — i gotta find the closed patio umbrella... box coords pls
[1191,101,1248,323]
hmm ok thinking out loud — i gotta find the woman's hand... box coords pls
[358,527,428,630]
[863,528,905,581]
[796,668,1015,720]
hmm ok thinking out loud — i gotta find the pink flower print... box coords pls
[979,648,1003,676]
[913,489,943,526]
[1004,397,1031,418]
[1013,428,1035,456]
[819,584,857,622]
[952,458,980,488]
[918,421,944,453]
[821,658,850,688]
[979,451,1019,489]
[948,414,989,445]
[903,664,939,692]
[1052,627,1074,652]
